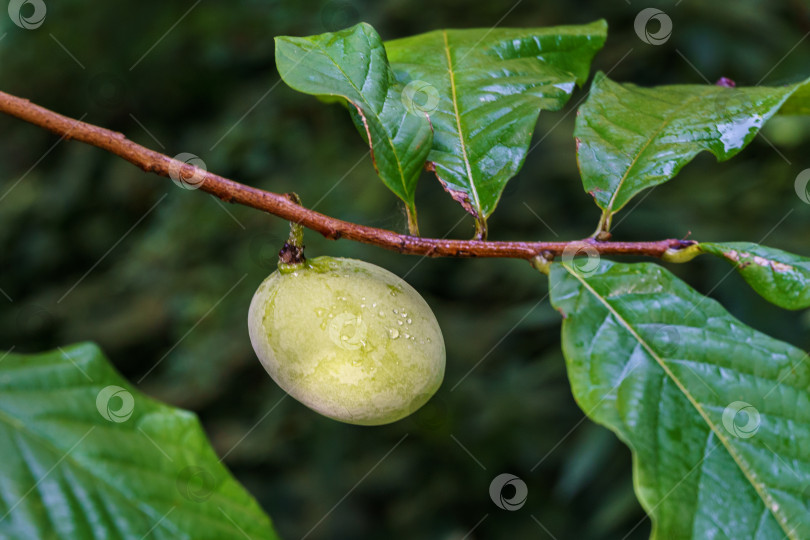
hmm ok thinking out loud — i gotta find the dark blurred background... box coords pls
[1,1,809,538]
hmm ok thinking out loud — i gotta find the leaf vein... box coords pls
[561,263,797,540]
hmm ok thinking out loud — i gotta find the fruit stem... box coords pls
[278,193,306,269]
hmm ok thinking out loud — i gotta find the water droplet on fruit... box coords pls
[248,256,446,426]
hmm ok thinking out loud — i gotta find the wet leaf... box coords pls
[0,343,278,540]
[385,20,607,238]
[550,261,810,540]
[700,242,810,310]
[276,23,433,232]
[575,73,809,232]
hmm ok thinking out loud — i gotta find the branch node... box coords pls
[283,192,302,205]
[661,242,702,263]
[531,252,553,275]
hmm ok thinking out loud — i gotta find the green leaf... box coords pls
[780,83,810,115]
[0,343,278,540]
[699,242,810,310]
[575,73,809,232]
[385,20,607,238]
[549,261,810,540]
[275,23,432,233]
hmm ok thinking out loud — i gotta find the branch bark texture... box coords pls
[0,90,695,260]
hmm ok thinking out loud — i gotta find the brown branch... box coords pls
[0,90,695,261]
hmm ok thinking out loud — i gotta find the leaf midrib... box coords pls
[561,263,796,540]
[0,402,260,538]
[441,30,482,217]
[602,89,710,215]
[310,40,413,200]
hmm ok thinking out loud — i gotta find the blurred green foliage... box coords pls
[1,1,808,538]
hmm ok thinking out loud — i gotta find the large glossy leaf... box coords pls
[699,242,810,310]
[576,73,809,233]
[275,23,432,234]
[549,261,810,540]
[0,343,278,540]
[385,20,607,239]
